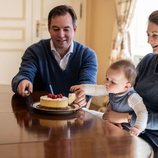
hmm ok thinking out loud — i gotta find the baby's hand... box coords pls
[129,126,142,136]
[70,84,85,92]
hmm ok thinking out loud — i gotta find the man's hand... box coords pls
[17,80,33,97]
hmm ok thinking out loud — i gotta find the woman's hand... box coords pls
[129,126,141,136]
[103,110,129,124]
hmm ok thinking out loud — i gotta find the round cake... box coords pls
[40,93,68,108]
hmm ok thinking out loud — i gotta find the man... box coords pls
[12,5,98,107]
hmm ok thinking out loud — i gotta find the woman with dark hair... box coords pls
[134,10,158,152]
[103,10,158,155]
[72,10,158,156]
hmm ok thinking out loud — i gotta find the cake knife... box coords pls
[49,84,54,95]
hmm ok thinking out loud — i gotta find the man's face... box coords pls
[48,13,76,53]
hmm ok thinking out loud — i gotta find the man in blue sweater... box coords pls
[11,5,98,107]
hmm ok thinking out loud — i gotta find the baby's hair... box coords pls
[109,59,137,86]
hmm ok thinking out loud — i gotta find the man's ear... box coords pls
[73,25,77,32]
[48,26,51,34]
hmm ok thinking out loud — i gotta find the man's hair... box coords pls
[149,10,158,25]
[48,5,77,29]
[109,59,137,86]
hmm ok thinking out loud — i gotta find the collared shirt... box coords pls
[50,40,74,70]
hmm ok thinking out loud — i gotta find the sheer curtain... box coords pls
[110,0,137,64]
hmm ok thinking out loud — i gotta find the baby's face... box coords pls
[105,68,130,94]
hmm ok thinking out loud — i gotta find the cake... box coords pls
[40,93,69,108]
[68,93,76,105]
[39,93,76,109]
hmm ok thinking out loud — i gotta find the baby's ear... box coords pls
[125,82,132,89]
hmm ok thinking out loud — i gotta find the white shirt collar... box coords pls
[50,40,74,70]
[50,40,74,55]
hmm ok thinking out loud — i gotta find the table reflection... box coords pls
[11,93,95,139]
[4,92,153,158]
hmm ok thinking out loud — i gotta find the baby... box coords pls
[71,59,148,136]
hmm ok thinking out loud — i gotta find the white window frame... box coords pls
[129,0,158,65]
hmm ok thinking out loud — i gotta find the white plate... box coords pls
[31,102,78,115]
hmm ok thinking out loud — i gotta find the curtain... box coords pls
[110,0,137,64]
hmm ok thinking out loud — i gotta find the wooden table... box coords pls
[0,85,154,158]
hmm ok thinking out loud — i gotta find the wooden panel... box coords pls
[0,28,24,41]
[0,0,25,19]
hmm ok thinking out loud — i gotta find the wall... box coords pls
[86,0,115,84]
[85,0,116,106]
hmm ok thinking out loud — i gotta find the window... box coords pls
[129,0,158,65]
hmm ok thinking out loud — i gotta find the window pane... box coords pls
[129,0,158,65]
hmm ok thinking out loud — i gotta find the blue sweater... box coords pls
[109,88,135,113]
[135,53,158,148]
[109,88,136,127]
[135,53,158,130]
[12,39,98,97]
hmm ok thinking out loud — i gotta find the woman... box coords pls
[134,10,158,151]
[103,10,158,153]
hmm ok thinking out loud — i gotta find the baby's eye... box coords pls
[111,81,116,85]
[106,77,109,81]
